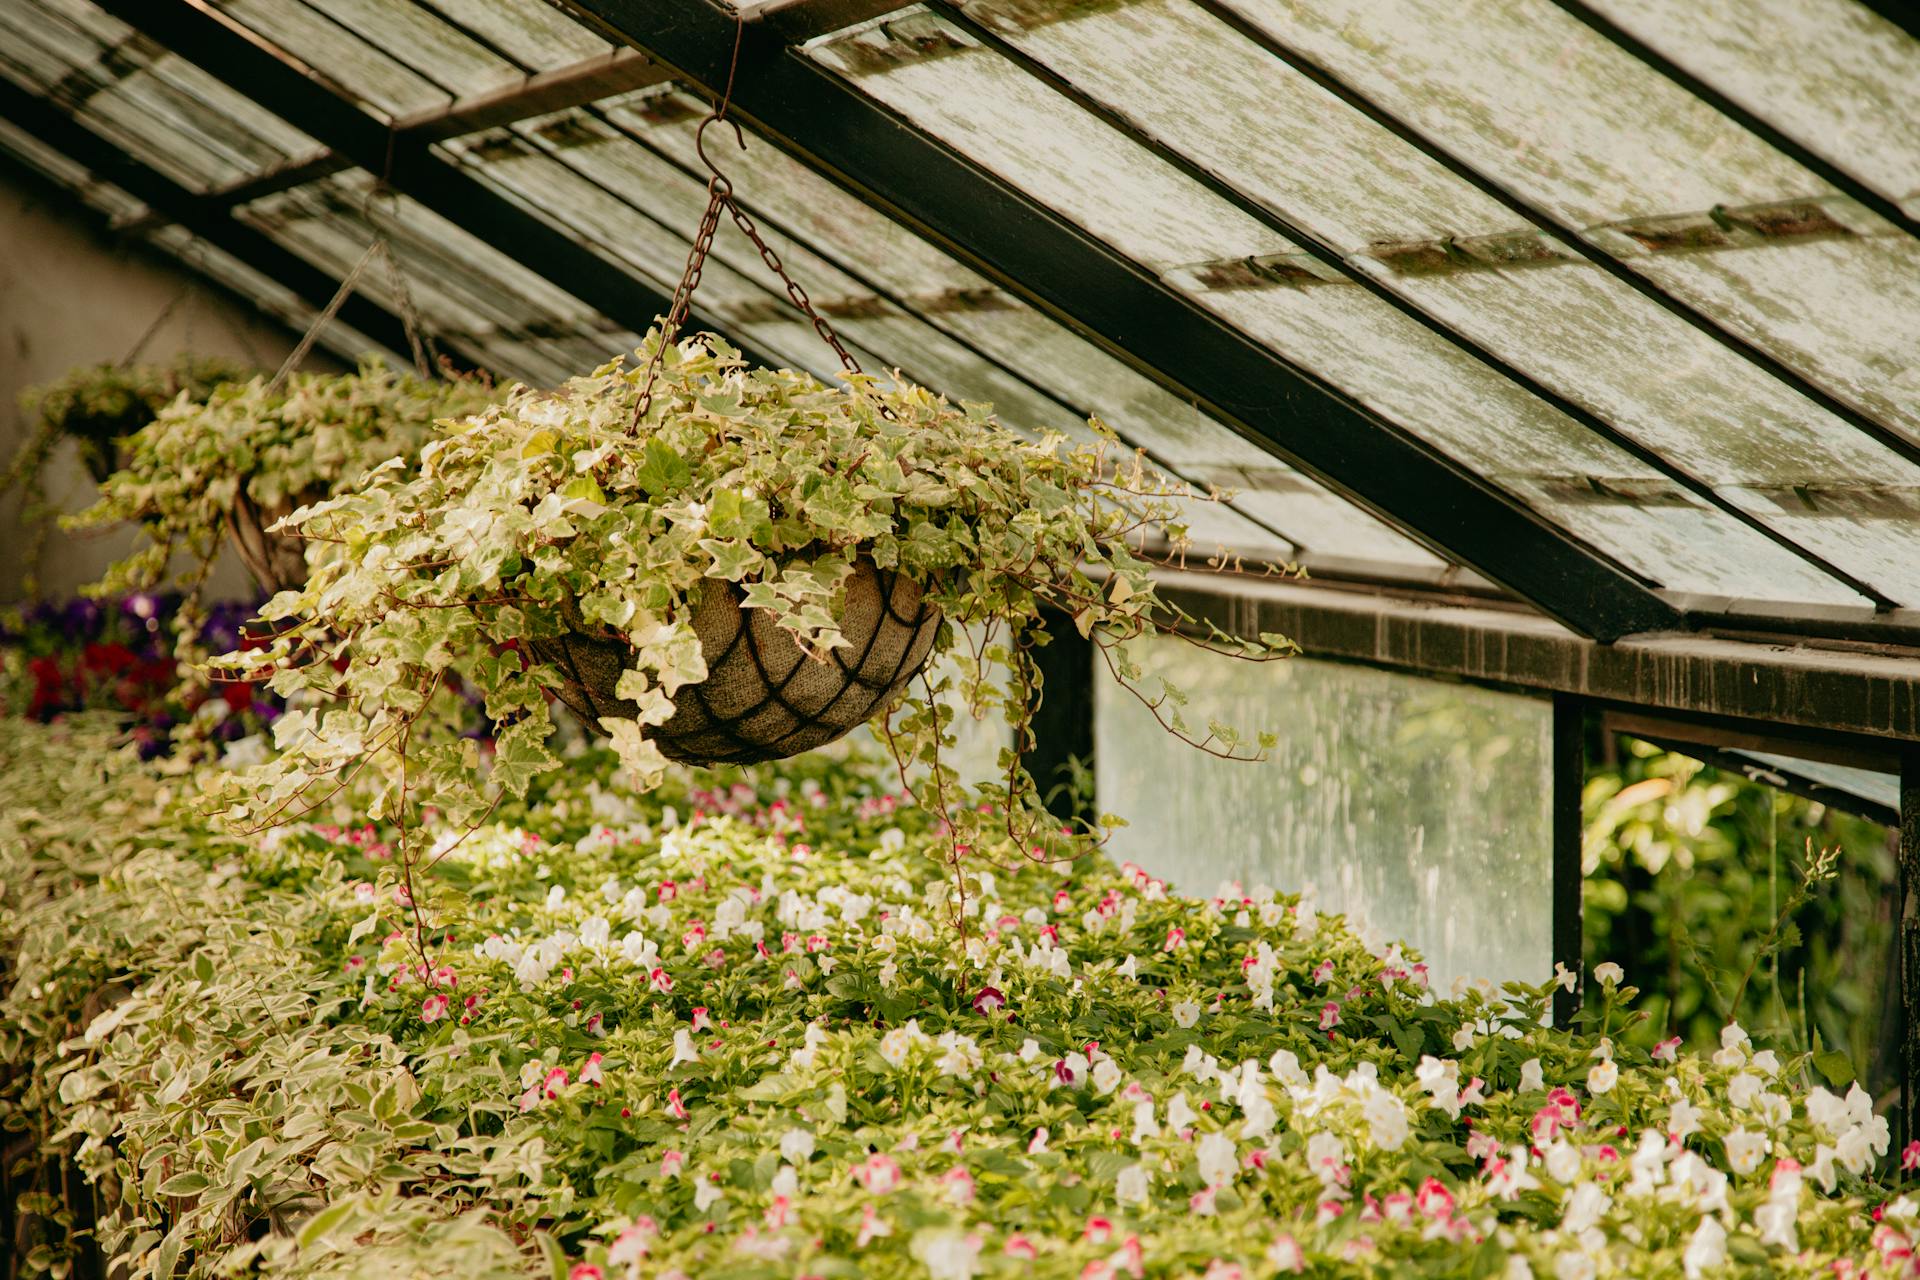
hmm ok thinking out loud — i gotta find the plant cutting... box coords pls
[70,360,495,604]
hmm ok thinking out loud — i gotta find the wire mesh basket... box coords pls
[530,558,941,766]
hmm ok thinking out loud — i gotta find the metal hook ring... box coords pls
[694,113,747,180]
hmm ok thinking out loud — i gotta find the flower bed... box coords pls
[0,717,1909,1279]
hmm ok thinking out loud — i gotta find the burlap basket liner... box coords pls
[529,558,940,766]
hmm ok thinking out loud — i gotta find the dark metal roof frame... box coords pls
[931,1,1896,610]
[0,74,420,366]
[560,0,1684,643]
[91,0,778,371]
[1188,0,1920,475]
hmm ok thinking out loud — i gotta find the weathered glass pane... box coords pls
[300,0,522,96]
[1096,640,1554,988]
[407,0,613,71]
[209,0,449,117]
[1583,0,1920,211]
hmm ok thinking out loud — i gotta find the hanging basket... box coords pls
[529,559,941,766]
[225,487,320,596]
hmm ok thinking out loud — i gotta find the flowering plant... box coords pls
[2,717,1907,1280]
[216,333,1287,938]
[69,360,494,602]
[0,592,281,757]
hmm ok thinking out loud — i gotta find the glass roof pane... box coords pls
[406,0,614,71]
[1583,0,1920,212]
[1210,0,1920,451]
[207,0,450,118]
[806,13,1869,607]
[956,0,1920,602]
[612,89,1450,577]
[297,0,523,96]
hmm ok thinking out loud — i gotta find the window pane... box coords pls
[1096,640,1554,987]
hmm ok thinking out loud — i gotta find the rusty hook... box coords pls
[694,113,746,187]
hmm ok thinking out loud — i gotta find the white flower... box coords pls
[1091,1058,1122,1095]
[694,1180,724,1212]
[1166,1092,1198,1131]
[780,1129,815,1164]
[1682,1215,1726,1278]
[1723,1128,1767,1175]
[1586,1059,1618,1095]
[1196,1131,1238,1186]
[911,1229,982,1280]
[1115,1164,1150,1206]
[1554,1251,1596,1280]
[1544,1141,1581,1183]
[1592,961,1623,987]
[879,1019,925,1069]
[1131,1100,1161,1144]
[1363,1091,1409,1152]
[1561,1183,1610,1234]
[1172,1001,1200,1028]
[1726,1073,1762,1109]
[1519,1058,1545,1092]
[1669,1096,1701,1141]
[669,1028,699,1069]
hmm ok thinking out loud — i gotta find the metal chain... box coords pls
[379,238,437,380]
[628,13,877,432]
[722,195,863,380]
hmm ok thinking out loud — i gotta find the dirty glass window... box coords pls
[1096,640,1553,988]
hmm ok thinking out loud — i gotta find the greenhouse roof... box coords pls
[4,0,1920,662]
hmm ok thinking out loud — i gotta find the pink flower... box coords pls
[432,965,457,988]
[1904,1142,1920,1172]
[1163,926,1186,952]
[1415,1177,1454,1220]
[972,986,1006,1016]
[608,1220,654,1265]
[1004,1236,1038,1260]
[421,994,450,1023]
[856,1153,901,1194]
[569,1266,604,1280]
[667,1088,688,1120]
[855,1203,889,1248]
[658,881,677,901]
[649,967,674,993]
[1085,1217,1115,1245]
[544,1067,569,1098]
[581,1052,605,1087]
[1202,1263,1244,1280]
[1653,1036,1682,1062]
[1319,1002,1341,1031]
[660,1150,686,1178]
[764,1195,793,1228]
[691,1007,711,1032]
[1267,1235,1306,1273]
[941,1167,975,1206]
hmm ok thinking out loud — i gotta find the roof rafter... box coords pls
[0,74,422,367]
[90,0,775,370]
[560,0,1683,642]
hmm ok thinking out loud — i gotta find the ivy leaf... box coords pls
[490,718,559,798]
[636,439,691,497]
[1813,1050,1856,1089]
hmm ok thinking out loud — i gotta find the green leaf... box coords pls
[158,1172,210,1197]
[491,717,560,798]
[1813,1049,1856,1088]
[636,439,691,497]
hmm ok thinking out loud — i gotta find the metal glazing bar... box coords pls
[0,75,422,365]
[1188,0,1920,473]
[1901,751,1920,1152]
[1553,694,1586,1027]
[933,2,1891,609]
[94,0,775,370]
[560,0,1683,642]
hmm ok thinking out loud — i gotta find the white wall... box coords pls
[0,160,341,603]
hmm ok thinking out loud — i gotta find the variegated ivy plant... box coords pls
[213,333,1290,950]
[69,360,496,606]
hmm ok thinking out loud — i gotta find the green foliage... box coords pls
[66,360,495,603]
[0,716,1904,1280]
[4,356,254,591]
[1582,739,1896,1092]
[215,333,1290,892]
